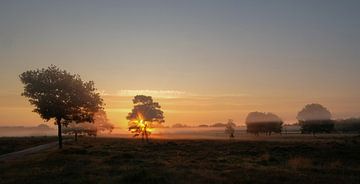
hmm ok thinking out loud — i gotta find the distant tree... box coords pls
[172,123,189,128]
[225,119,236,138]
[37,124,51,129]
[19,65,103,148]
[211,123,227,127]
[335,118,360,133]
[297,104,334,135]
[63,110,114,141]
[63,122,98,140]
[245,112,283,136]
[127,95,164,142]
[198,124,209,128]
[93,110,114,134]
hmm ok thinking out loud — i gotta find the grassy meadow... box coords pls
[1,135,360,184]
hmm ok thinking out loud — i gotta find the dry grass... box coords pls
[1,136,360,184]
[288,156,313,170]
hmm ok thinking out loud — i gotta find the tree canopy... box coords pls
[63,110,114,141]
[297,103,332,121]
[127,95,164,142]
[297,104,334,135]
[245,112,283,135]
[19,65,103,148]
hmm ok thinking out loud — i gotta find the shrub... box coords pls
[335,118,360,133]
[299,120,334,135]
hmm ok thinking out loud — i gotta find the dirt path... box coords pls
[0,141,62,161]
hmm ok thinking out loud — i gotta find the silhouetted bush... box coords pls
[245,112,283,135]
[246,122,283,135]
[335,118,360,133]
[299,120,335,134]
[297,104,334,135]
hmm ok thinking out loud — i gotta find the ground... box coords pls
[0,136,58,155]
[0,135,360,184]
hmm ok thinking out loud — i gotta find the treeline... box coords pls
[245,104,360,136]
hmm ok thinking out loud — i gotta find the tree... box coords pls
[225,119,236,138]
[297,104,334,135]
[127,95,164,142]
[245,112,283,135]
[93,110,114,134]
[63,110,114,141]
[335,118,360,133]
[19,65,103,148]
[63,122,98,141]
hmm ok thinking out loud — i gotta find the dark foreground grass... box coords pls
[0,136,360,184]
[0,136,58,155]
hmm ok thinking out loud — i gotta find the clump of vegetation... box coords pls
[19,65,104,148]
[335,118,360,133]
[127,95,165,142]
[224,119,236,138]
[245,112,283,135]
[63,110,114,141]
[297,103,334,135]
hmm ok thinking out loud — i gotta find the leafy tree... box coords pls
[245,112,283,136]
[225,119,236,138]
[19,65,103,148]
[127,95,164,142]
[297,104,334,135]
[63,110,114,141]
[297,103,332,121]
[93,110,114,134]
[62,122,93,141]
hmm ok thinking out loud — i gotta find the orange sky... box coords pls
[1,1,360,127]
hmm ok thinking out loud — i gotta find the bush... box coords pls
[246,121,283,135]
[335,118,360,133]
[299,120,334,135]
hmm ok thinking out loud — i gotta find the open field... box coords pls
[0,136,58,155]
[1,135,360,184]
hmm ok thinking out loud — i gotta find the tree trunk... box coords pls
[75,132,78,142]
[57,119,63,149]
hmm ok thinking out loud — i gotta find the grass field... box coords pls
[1,135,360,184]
[0,136,58,155]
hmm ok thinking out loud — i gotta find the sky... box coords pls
[1,0,360,128]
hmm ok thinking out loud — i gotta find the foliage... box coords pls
[63,110,114,140]
[297,104,333,135]
[19,65,103,148]
[299,120,335,134]
[335,118,360,133]
[127,95,164,141]
[297,103,332,121]
[245,112,283,135]
[224,119,236,138]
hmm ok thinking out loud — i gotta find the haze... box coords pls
[1,0,360,128]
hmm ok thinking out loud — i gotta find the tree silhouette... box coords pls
[127,95,164,142]
[225,119,236,138]
[63,110,113,141]
[297,103,332,121]
[297,104,334,135]
[245,112,283,136]
[19,65,103,148]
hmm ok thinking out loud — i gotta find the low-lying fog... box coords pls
[0,126,301,139]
